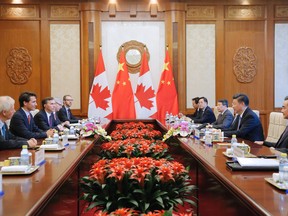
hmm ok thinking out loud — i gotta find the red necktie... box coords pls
[28,114,31,124]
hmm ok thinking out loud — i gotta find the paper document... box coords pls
[237,158,279,167]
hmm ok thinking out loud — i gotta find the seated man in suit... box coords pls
[256,96,288,149]
[34,97,67,132]
[193,97,216,124]
[186,97,201,120]
[0,96,37,150]
[223,93,264,142]
[54,97,70,127]
[57,95,80,124]
[10,92,54,139]
[212,99,234,129]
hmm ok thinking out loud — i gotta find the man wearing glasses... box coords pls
[57,95,80,124]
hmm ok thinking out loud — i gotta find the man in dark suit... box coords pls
[34,97,66,132]
[223,93,264,142]
[262,96,288,149]
[194,97,216,124]
[10,92,54,139]
[0,96,37,150]
[187,97,201,120]
[212,99,234,129]
[57,95,80,124]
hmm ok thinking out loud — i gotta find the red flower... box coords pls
[157,166,174,182]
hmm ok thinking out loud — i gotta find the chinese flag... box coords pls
[88,50,112,120]
[135,49,157,119]
[156,50,179,123]
[112,49,136,119]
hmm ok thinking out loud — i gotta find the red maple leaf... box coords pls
[135,84,155,110]
[90,84,111,110]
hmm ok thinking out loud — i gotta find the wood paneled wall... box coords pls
[0,0,288,135]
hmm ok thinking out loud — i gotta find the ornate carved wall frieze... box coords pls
[186,6,215,19]
[6,47,32,85]
[275,6,288,18]
[50,5,79,18]
[233,47,257,83]
[226,6,264,19]
[0,5,37,18]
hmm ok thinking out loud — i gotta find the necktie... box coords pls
[27,114,31,124]
[67,109,70,120]
[231,115,240,130]
[237,116,242,130]
[1,125,6,140]
[49,114,53,127]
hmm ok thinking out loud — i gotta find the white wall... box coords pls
[275,23,288,107]
[186,24,216,108]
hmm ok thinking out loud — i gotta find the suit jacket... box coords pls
[224,107,264,142]
[212,109,234,129]
[57,106,79,124]
[9,109,47,139]
[0,123,28,150]
[34,110,62,131]
[187,109,201,120]
[264,127,288,149]
[193,106,216,124]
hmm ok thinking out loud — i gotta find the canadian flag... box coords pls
[88,50,113,120]
[135,49,157,119]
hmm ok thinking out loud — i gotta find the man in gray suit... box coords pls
[212,99,234,129]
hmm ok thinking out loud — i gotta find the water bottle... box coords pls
[69,126,75,135]
[20,145,30,166]
[53,132,59,144]
[279,153,288,183]
[231,135,238,160]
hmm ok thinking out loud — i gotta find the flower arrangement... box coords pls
[93,208,193,216]
[115,122,155,130]
[80,122,111,141]
[163,121,191,141]
[100,138,170,159]
[80,157,196,214]
[110,128,162,141]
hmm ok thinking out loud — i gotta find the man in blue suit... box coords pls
[10,92,54,139]
[193,97,216,124]
[34,97,68,132]
[212,99,234,129]
[0,96,37,150]
[223,93,264,142]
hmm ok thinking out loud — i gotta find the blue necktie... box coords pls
[1,125,6,140]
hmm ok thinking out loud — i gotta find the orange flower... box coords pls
[142,210,165,216]
[157,166,174,182]
[171,161,187,177]
[108,165,125,181]
[111,208,136,216]
[130,166,150,187]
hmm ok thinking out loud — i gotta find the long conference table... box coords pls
[0,120,287,216]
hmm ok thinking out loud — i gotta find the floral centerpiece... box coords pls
[100,138,170,159]
[80,122,111,141]
[80,157,196,214]
[163,121,191,141]
[111,128,162,140]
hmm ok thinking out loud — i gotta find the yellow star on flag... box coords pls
[161,80,165,84]
[163,62,169,71]
[118,63,124,72]
[167,81,171,85]
[117,80,120,84]
[123,82,126,86]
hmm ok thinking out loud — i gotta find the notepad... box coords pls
[1,165,29,172]
[40,144,59,149]
[237,158,279,167]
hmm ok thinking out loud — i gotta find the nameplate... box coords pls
[194,129,200,139]
[35,148,45,166]
[234,146,245,158]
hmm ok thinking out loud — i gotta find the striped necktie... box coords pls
[1,125,6,140]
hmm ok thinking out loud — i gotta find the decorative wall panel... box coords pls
[275,24,288,107]
[225,6,265,19]
[186,6,215,19]
[50,24,81,109]
[0,5,38,18]
[50,5,79,18]
[275,5,288,18]
[186,24,215,108]
[101,21,165,93]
